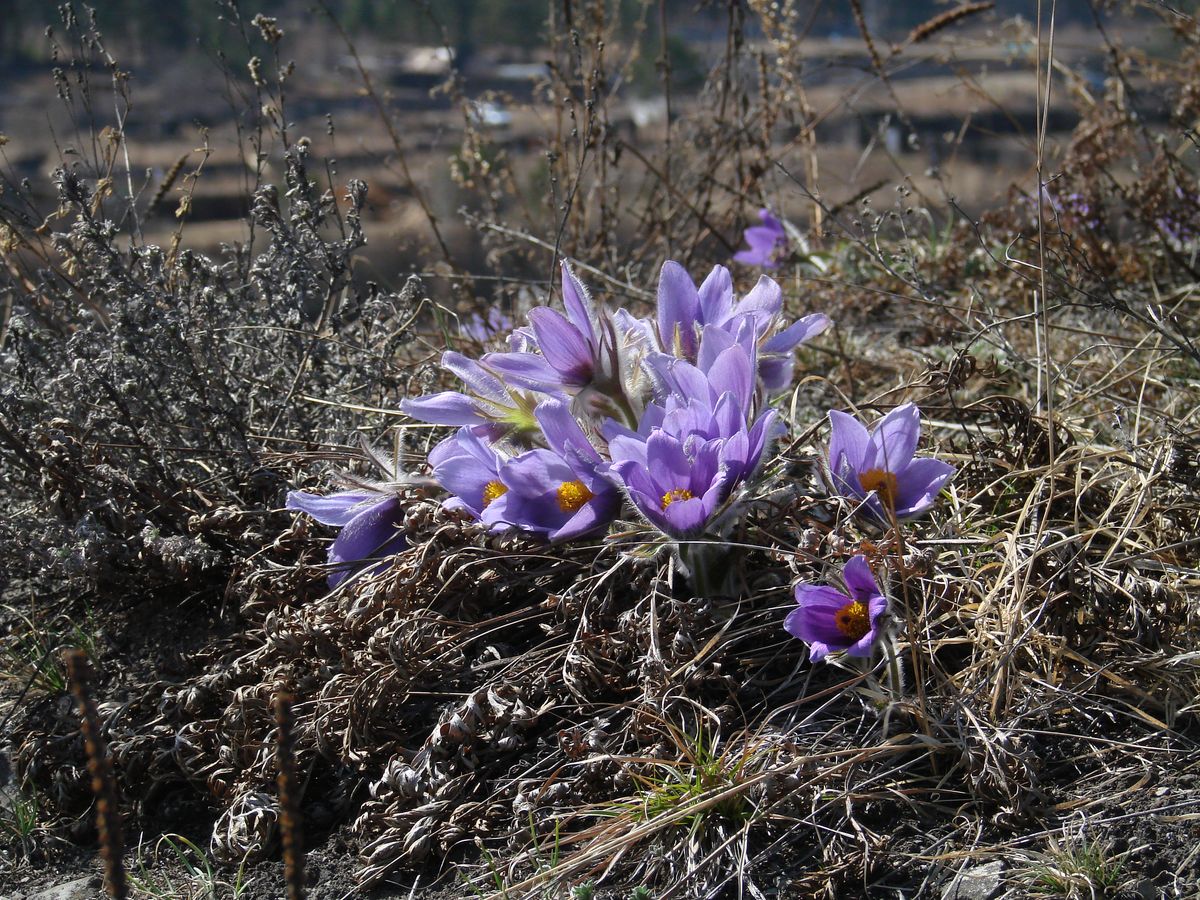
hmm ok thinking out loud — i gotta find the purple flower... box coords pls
[459,308,513,343]
[785,556,888,661]
[400,351,553,440]
[485,263,607,390]
[607,407,771,521]
[692,272,830,393]
[656,260,717,359]
[484,263,650,428]
[654,262,751,356]
[625,327,781,488]
[492,399,621,542]
[429,426,514,524]
[647,321,757,416]
[826,403,956,521]
[604,323,784,537]
[429,405,620,543]
[652,261,829,394]
[609,430,730,538]
[734,209,788,269]
[286,489,407,588]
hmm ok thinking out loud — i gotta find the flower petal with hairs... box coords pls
[287,489,407,588]
[401,351,553,439]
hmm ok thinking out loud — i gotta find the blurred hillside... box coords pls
[0,1,1177,290]
[0,0,1151,63]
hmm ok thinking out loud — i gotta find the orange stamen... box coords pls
[859,468,899,508]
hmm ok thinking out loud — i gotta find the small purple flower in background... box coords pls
[826,402,956,521]
[734,209,788,269]
[1154,188,1199,246]
[459,308,513,344]
[286,488,407,588]
[1034,185,1103,233]
[785,555,888,661]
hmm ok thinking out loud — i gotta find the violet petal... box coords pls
[828,410,870,474]
[327,497,406,588]
[763,313,831,353]
[401,391,485,426]
[286,490,378,527]
[842,555,880,602]
[894,457,956,517]
[529,307,594,385]
[657,260,701,358]
[862,403,922,474]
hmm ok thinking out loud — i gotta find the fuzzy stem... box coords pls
[884,636,906,697]
[678,540,735,598]
[882,496,932,737]
[274,691,305,900]
[65,650,127,900]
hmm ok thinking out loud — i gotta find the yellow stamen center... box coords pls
[834,599,871,640]
[482,480,508,507]
[859,468,899,507]
[556,479,594,513]
[660,488,694,509]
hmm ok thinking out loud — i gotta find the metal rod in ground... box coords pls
[64,649,128,900]
[274,690,306,900]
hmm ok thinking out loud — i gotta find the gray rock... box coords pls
[941,860,1005,900]
[26,876,99,900]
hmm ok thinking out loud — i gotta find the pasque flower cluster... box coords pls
[400,261,830,559]
[288,246,957,660]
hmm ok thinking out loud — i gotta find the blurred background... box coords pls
[0,1,1172,278]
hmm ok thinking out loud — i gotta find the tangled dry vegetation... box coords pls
[2,2,1199,898]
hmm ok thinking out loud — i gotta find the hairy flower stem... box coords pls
[609,385,641,433]
[678,541,736,598]
[880,637,907,736]
[883,501,933,739]
[585,376,640,433]
[884,638,906,695]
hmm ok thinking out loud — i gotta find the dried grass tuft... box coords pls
[906,3,995,46]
